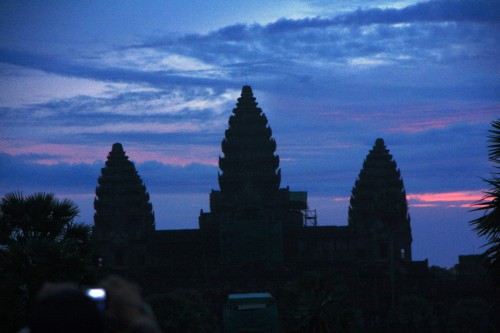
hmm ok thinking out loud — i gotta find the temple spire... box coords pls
[218,86,281,206]
[349,138,409,229]
[94,142,155,240]
[348,138,412,261]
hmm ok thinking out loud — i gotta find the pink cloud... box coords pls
[391,119,450,133]
[0,139,218,166]
[407,191,484,208]
[331,191,483,209]
[0,139,108,164]
[410,203,439,208]
[318,102,498,134]
[387,103,498,134]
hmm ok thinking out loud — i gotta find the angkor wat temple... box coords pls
[93,85,425,293]
[86,85,500,333]
[91,86,500,332]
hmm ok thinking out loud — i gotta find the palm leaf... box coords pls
[469,119,500,290]
[64,223,92,242]
[487,120,500,162]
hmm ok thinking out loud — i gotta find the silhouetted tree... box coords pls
[280,272,363,333]
[447,299,496,333]
[0,192,92,333]
[388,295,436,333]
[146,289,219,333]
[470,119,500,289]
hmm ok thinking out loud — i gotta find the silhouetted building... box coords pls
[93,143,155,271]
[349,138,412,264]
[199,86,305,265]
[93,86,423,292]
[90,86,500,333]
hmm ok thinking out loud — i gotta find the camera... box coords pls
[85,288,106,312]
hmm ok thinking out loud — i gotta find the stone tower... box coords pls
[93,143,155,269]
[200,86,305,265]
[218,85,281,206]
[348,138,412,263]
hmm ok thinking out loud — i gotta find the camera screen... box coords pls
[86,288,106,311]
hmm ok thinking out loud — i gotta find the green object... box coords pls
[223,293,279,333]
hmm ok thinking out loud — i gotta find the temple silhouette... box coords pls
[92,85,426,294]
[87,85,500,332]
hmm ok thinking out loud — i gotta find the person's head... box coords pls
[29,283,105,333]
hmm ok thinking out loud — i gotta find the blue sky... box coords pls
[0,0,499,267]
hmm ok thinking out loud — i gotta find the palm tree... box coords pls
[0,192,93,332]
[280,272,363,333]
[470,119,500,289]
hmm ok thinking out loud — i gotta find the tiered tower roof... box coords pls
[348,138,410,232]
[218,86,281,205]
[94,143,155,239]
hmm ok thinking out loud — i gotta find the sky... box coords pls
[0,0,499,268]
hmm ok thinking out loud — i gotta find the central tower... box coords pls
[200,86,306,265]
[349,138,412,263]
[218,85,281,206]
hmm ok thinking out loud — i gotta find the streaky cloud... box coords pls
[0,48,235,89]
[158,0,499,43]
[171,0,500,42]
[0,153,219,196]
[331,0,500,25]
[1,0,498,102]
[407,190,483,203]
[0,152,102,193]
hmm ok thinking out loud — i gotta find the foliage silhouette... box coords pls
[388,295,436,333]
[446,299,496,333]
[0,192,92,333]
[145,288,219,333]
[279,272,363,333]
[470,119,500,290]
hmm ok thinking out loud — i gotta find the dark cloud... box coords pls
[0,153,101,194]
[0,87,234,149]
[1,1,498,100]
[138,161,218,194]
[124,1,499,98]
[166,0,500,41]
[0,153,219,196]
[332,0,500,25]
[0,48,234,89]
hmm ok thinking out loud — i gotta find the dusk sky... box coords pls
[1,0,499,267]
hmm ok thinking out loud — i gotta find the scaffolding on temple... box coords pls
[303,209,317,227]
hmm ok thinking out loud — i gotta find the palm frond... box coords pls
[469,119,500,290]
[0,192,25,218]
[52,198,80,224]
[64,223,92,242]
[470,185,500,239]
[487,120,500,162]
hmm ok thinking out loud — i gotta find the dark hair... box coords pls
[29,288,105,333]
